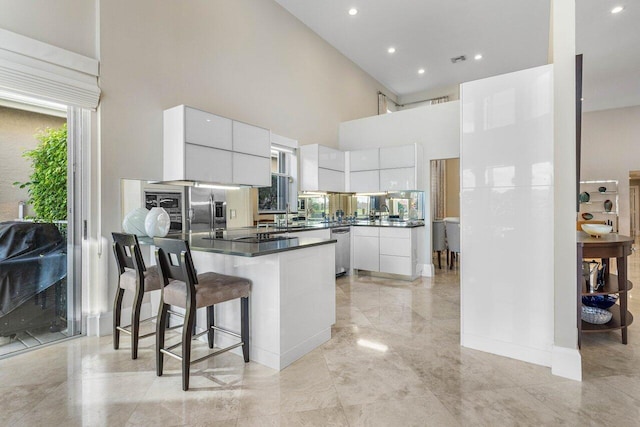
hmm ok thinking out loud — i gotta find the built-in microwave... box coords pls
[144,191,183,231]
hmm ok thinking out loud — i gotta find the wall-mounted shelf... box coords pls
[579,180,618,231]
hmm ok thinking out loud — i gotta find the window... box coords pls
[258,150,293,213]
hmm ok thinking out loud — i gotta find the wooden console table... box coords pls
[577,232,634,345]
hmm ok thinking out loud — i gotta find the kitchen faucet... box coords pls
[381,204,390,222]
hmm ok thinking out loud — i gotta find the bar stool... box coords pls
[112,232,162,359]
[154,237,251,391]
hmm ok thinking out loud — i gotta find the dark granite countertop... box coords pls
[141,232,336,257]
[260,220,425,232]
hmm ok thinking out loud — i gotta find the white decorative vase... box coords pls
[122,207,149,236]
[145,207,171,238]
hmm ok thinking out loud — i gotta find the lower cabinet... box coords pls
[352,226,420,278]
[353,227,380,272]
[379,227,416,276]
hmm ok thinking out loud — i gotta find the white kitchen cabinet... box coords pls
[378,144,423,191]
[379,145,415,169]
[352,226,379,272]
[233,121,271,157]
[349,148,379,171]
[300,144,345,192]
[164,105,270,186]
[349,170,379,193]
[318,145,345,171]
[379,227,417,276]
[185,144,232,183]
[379,167,416,191]
[184,106,233,150]
[353,226,421,279]
[233,152,271,186]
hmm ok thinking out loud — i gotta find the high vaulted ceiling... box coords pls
[275,0,639,112]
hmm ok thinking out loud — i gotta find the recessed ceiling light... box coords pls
[388,47,396,54]
[348,8,358,16]
[474,53,483,60]
[418,68,425,75]
[611,6,624,13]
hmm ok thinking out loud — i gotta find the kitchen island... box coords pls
[148,232,336,371]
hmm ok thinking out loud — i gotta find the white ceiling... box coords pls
[275,0,639,112]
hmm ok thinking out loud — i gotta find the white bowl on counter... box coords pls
[581,223,613,237]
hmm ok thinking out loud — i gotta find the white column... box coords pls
[550,0,581,381]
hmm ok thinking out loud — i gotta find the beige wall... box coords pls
[0,0,97,58]
[445,158,460,217]
[97,0,393,302]
[0,106,66,221]
[582,105,640,236]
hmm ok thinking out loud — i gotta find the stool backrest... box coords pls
[112,232,146,274]
[153,238,198,291]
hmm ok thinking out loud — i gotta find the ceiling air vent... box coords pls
[450,55,466,64]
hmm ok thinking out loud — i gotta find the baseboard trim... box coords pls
[85,302,153,337]
[461,333,552,367]
[215,327,331,371]
[551,346,582,381]
[421,263,434,277]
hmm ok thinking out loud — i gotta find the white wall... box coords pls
[582,105,640,236]
[460,65,555,368]
[339,101,460,273]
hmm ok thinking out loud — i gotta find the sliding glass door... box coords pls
[0,98,84,356]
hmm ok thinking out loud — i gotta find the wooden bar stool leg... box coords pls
[156,302,169,377]
[131,283,145,359]
[113,287,125,350]
[241,297,250,363]
[182,303,196,391]
[206,305,215,349]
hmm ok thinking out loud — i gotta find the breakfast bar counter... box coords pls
[148,232,336,371]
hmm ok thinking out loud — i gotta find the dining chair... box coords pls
[444,220,460,269]
[432,220,446,269]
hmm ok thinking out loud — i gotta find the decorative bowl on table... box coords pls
[582,294,618,309]
[581,213,594,220]
[581,223,612,238]
[581,305,613,324]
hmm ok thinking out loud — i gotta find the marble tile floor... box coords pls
[1,249,640,426]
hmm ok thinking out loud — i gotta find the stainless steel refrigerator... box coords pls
[186,187,227,232]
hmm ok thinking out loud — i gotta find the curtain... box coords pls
[378,92,388,115]
[429,96,449,105]
[431,160,446,219]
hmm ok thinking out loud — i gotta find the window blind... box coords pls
[0,29,100,109]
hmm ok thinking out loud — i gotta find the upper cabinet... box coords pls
[233,121,270,157]
[379,144,423,191]
[379,145,415,169]
[184,107,232,150]
[163,105,270,187]
[349,148,379,171]
[300,144,345,192]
